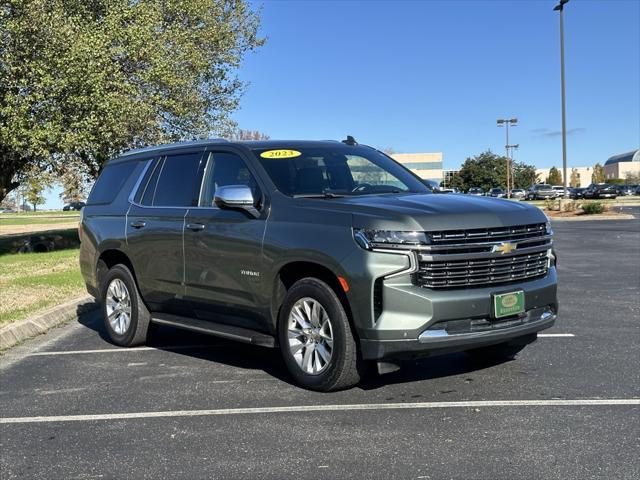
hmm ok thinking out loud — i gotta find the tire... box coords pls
[466,334,536,362]
[278,278,364,391]
[100,264,151,347]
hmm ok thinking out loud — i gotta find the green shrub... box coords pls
[582,202,605,215]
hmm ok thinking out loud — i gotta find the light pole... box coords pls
[554,0,569,198]
[497,118,518,198]
[507,144,519,192]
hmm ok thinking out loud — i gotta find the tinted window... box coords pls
[200,152,261,207]
[139,159,163,206]
[134,158,160,204]
[153,152,205,207]
[88,161,138,205]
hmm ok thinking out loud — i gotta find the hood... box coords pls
[311,193,548,231]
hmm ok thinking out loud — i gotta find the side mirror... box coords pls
[213,185,260,218]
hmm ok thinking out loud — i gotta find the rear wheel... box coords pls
[100,264,150,347]
[278,278,364,391]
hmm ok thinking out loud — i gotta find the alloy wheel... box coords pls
[287,297,334,374]
[105,278,132,335]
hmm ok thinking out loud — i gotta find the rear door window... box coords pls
[152,152,205,207]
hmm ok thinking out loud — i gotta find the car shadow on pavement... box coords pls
[77,306,513,391]
[357,354,512,391]
[76,308,296,385]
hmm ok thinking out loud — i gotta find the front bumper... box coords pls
[355,260,558,360]
[360,306,555,360]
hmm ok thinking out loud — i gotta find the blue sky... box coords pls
[44,0,639,208]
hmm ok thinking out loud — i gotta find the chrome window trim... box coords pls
[127,159,154,204]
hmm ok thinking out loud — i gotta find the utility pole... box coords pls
[507,144,519,192]
[497,118,518,198]
[554,0,570,199]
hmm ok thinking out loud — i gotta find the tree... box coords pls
[0,0,264,202]
[230,129,271,141]
[512,163,539,189]
[592,163,605,183]
[57,158,90,203]
[452,150,538,192]
[546,166,562,185]
[22,167,53,212]
[569,168,580,188]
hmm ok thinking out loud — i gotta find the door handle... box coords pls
[186,223,206,231]
[130,221,146,229]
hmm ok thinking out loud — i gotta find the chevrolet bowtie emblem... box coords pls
[492,242,517,254]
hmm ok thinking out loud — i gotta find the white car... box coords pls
[511,189,526,199]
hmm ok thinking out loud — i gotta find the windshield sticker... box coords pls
[260,149,302,159]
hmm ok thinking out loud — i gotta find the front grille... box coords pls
[417,251,548,288]
[415,223,551,289]
[427,223,546,245]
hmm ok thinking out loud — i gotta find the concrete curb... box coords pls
[549,214,635,222]
[0,295,98,351]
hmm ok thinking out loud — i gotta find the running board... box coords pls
[151,313,275,348]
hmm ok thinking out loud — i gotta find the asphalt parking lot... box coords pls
[1,218,639,480]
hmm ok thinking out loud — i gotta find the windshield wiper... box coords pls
[292,192,345,199]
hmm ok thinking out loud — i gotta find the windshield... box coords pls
[536,184,552,190]
[253,145,429,197]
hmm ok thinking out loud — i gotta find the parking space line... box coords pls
[29,345,221,356]
[2,399,637,424]
[26,334,574,357]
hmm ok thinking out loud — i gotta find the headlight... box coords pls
[545,221,553,235]
[354,229,428,249]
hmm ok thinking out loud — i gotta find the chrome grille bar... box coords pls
[415,223,551,289]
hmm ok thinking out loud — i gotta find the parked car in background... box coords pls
[421,179,441,193]
[551,186,565,197]
[583,184,617,199]
[0,208,16,213]
[568,187,585,199]
[615,184,636,196]
[636,185,640,195]
[63,201,86,211]
[488,188,506,198]
[439,187,458,194]
[526,184,556,200]
[467,187,484,196]
[510,189,526,199]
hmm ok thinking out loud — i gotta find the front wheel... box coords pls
[278,278,365,391]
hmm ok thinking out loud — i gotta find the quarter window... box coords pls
[87,161,138,205]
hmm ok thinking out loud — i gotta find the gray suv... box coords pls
[80,139,558,391]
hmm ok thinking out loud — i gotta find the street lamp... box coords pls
[554,0,569,198]
[497,118,518,198]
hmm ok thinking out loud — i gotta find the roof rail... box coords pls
[120,138,229,157]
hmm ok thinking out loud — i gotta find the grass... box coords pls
[0,216,79,226]
[0,209,80,216]
[0,248,85,325]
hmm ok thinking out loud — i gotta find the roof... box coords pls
[604,149,640,165]
[116,139,360,161]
